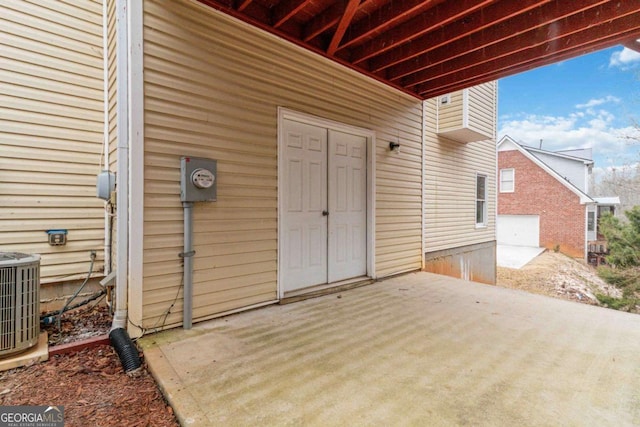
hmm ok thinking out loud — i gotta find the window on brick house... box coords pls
[588,211,595,232]
[500,168,514,193]
[476,174,487,227]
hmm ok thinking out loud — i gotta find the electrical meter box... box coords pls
[96,170,116,201]
[180,156,217,202]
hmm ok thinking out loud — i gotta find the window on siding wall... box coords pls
[588,211,595,232]
[476,174,487,227]
[500,168,514,193]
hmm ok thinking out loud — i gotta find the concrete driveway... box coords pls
[140,272,640,426]
[497,244,545,269]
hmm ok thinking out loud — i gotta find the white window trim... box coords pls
[499,168,514,193]
[476,173,488,228]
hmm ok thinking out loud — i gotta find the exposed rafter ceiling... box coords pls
[197,0,640,100]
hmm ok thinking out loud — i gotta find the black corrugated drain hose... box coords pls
[109,327,142,375]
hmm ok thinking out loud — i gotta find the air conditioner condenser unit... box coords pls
[0,252,40,358]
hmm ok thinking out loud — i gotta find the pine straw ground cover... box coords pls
[0,305,179,427]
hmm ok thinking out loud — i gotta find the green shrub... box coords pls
[596,207,640,312]
[596,293,639,312]
[599,207,640,268]
[597,266,640,290]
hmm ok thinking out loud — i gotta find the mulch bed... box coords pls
[0,305,179,427]
[43,304,113,346]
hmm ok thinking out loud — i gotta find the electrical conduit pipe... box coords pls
[182,201,194,329]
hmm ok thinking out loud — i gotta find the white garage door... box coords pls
[497,215,540,247]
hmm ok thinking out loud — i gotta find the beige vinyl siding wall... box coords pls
[467,83,496,139]
[142,0,423,328]
[436,92,464,132]
[0,0,105,283]
[423,85,497,252]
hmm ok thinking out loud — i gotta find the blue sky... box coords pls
[498,44,640,173]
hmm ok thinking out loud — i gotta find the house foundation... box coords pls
[424,241,496,285]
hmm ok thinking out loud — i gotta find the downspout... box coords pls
[110,0,142,375]
[102,0,112,275]
[113,0,129,331]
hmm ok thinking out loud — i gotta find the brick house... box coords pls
[497,136,618,259]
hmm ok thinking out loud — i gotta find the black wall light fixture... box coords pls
[389,141,400,153]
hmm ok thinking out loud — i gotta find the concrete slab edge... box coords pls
[143,345,210,426]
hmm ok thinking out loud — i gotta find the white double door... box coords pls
[281,119,367,293]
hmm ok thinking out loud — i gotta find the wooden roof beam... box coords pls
[304,0,378,43]
[389,0,611,82]
[416,23,640,99]
[327,0,360,55]
[623,38,640,53]
[303,2,344,42]
[202,0,234,7]
[337,0,443,51]
[419,30,640,99]
[273,0,314,29]
[401,1,640,88]
[369,0,553,73]
[350,0,495,65]
[236,0,253,12]
[199,0,271,26]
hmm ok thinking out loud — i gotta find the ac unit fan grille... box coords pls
[0,255,40,357]
[0,266,16,352]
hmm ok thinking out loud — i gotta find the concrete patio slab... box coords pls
[497,244,545,269]
[140,272,640,426]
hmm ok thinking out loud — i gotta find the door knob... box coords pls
[322,210,329,216]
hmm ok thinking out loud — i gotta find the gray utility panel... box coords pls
[180,157,217,202]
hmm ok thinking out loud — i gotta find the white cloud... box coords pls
[498,107,639,164]
[609,46,640,69]
[575,96,620,109]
